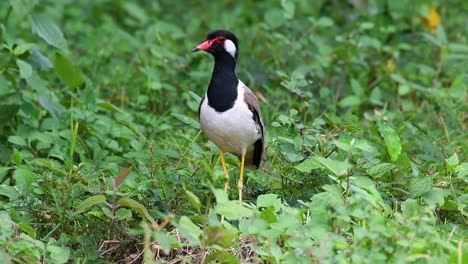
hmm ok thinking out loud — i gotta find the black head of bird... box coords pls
[192,29,239,60]
[192,30,265,204]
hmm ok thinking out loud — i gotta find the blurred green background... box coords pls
[0,0,466,263]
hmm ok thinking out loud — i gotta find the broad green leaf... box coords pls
[0,185,21,201]
[38,95,67,118]
[8,135,27,146]
[53,53,84,88]
[257,193,281,212]
[18,223,36,238]
[295,157,321,173]
[30,14,67,49]
[10,0,38,19]
[11,148,22,164]
[29,49,53,70]
[409,177,432,198]
[177,216,202,245]
[117,197,154,223]
[205,226,236,248]
[458,194,468,216]
[185,189,201,212]
[401,199,420,217]
[75,195,106,213]
[445,153,459,172]
[339,95,362,107]
[115,208,132,221]
[47,245,70,264]
[13,168,35,192]
[0,211,14,240]
[0,104,20,125]
[264,9,285,28]
[377,120,401,162]
[314,17,334,27]
[16,59,33,79]
[367,163,395,177]
[215,201,254,220]
[212,188,228,204]
[456,163,468,178]
[0,167,9,182]
[205,251,240,264]
[422,188,450,206]
[121,2,148,23]
[13,43,35,56]
[171,113,200,129]
[154,231,173,255]
[313,156,352,177]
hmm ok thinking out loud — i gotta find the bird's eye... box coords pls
[218,36,226,42]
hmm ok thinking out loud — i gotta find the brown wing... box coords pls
[198,95,206,120]
[243,86,265,168]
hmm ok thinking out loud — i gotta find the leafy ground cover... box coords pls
[0,0,466,263]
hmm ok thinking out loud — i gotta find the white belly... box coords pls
[200,89,259,155]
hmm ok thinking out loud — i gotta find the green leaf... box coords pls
[9,0,38,19]
[38,95,67,118]
[29,49,53,70]
[115,208,132,221]
[339,95,362,107]
[295,158,321,173]
[409,177,432,198]
[30,14,67,49]
[13,168,35,192]
[47,245,70,264]
[18,223,36,238]
[377,120,402,162]
[53,53,84,88]
[75,195,106,213]
[177,216,202,245]
[154,231,172,255]
[0,211,14,240]
[185,189,201,212]
[205,226,236,248]
[401,199,420,217]
[445,153,459,172]
[212,188,228,204]
[117,197,154,223]
[0,167,9,183]
[0,104,20,126]
[171,113,200,129]
[0,185,21,201]
[11,148,22,165]
[8,135,27,146]
[215,201,254,220]
[13,43,35,56]
[205,251,240,264]
[16,59,33,79]
[257,193,281,212]
[264,9,285,28]
[422,188,450,206]
[456,163,468,178]
[313,156,352,177]
[366,163,396,177]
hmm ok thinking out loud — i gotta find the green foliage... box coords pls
[0,0,466,263]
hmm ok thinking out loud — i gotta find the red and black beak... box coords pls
[192,40,211,53]
[192,36,225,53]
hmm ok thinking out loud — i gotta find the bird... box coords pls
[192,29,265,202]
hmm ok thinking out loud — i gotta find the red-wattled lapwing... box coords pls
[192,29,265,202]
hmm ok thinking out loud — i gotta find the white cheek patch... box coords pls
[224,39,237,58]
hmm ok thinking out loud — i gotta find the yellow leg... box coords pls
[219,150,229,193]
[238,154,245,202]
[219,150,229,223]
